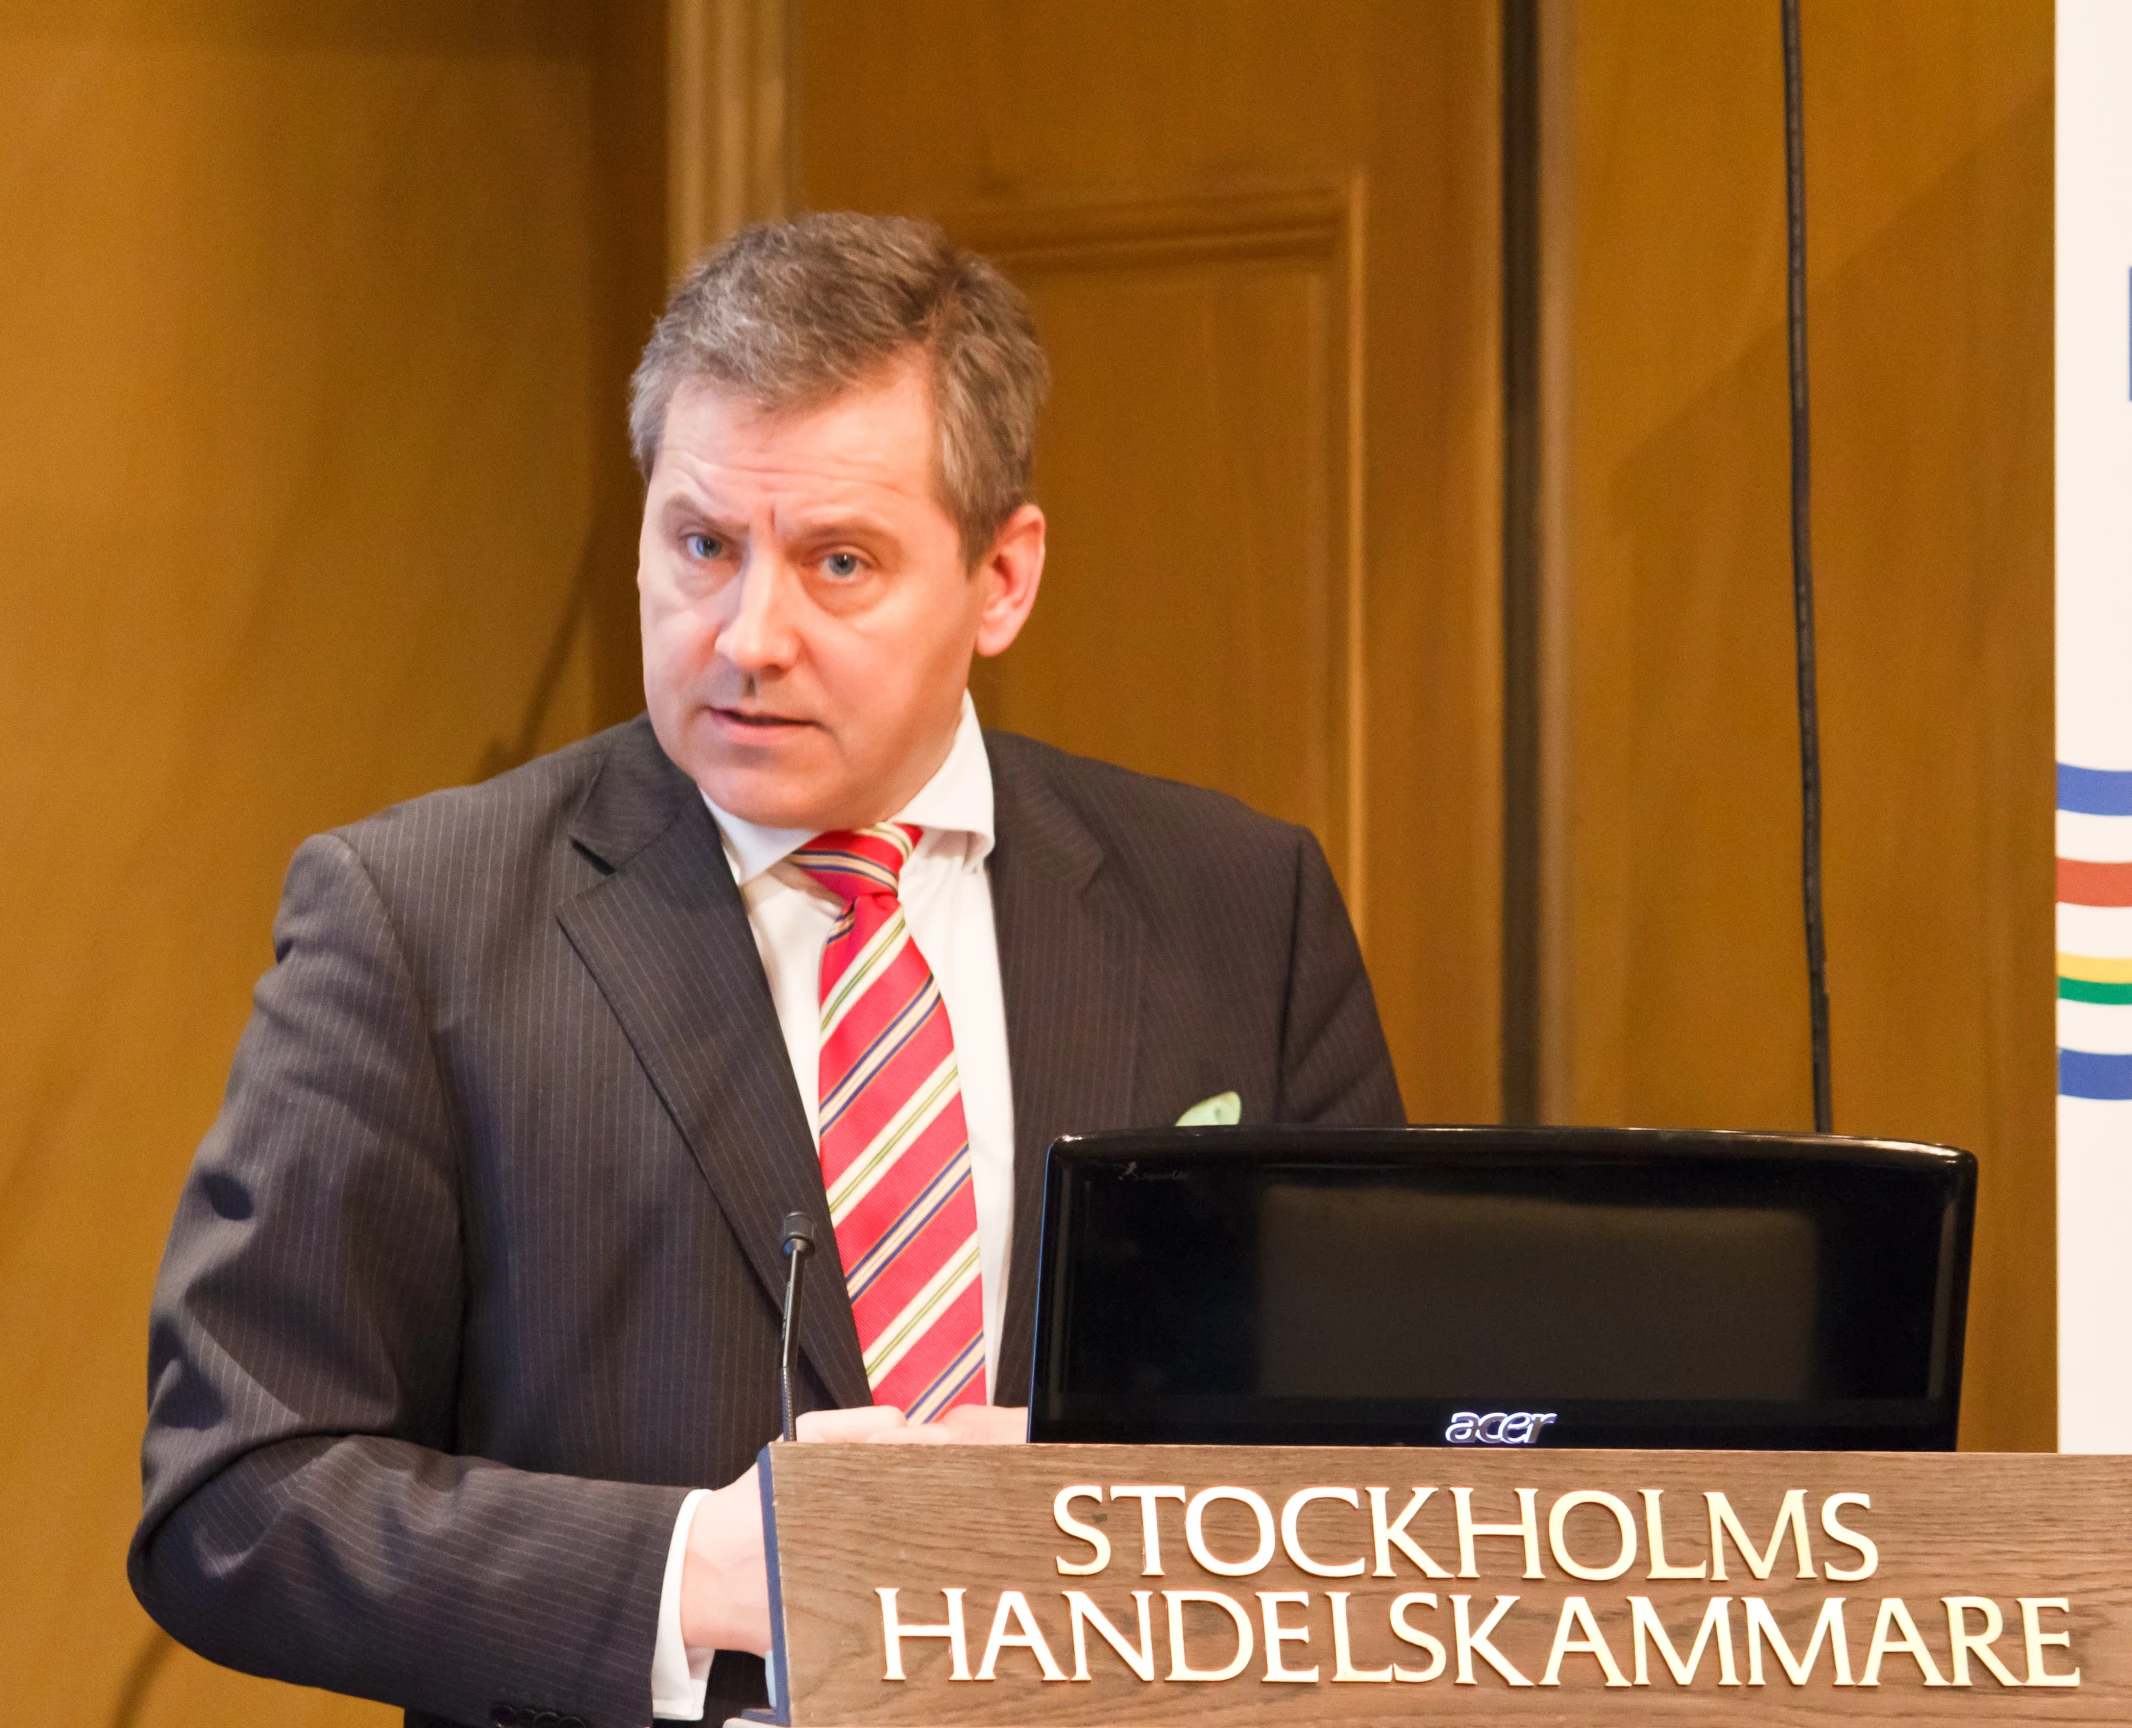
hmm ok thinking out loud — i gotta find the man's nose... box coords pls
[717,552,801,675]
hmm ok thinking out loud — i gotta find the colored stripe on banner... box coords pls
[2062,976,2132,1005]
[2059,763,2132,816]
[2060,810,2132,863]
[2061,1048,2132,1101]
[2059,902,2132,954]
[2062,999,2132,1054]
[2060,951,2132,984]
[2059,857,2132,905]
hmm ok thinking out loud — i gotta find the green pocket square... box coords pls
[1175,1090,1241,1127]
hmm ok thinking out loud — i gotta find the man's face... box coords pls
[638,355,1042,832]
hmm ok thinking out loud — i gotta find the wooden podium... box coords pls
[751,1443,2132,1725]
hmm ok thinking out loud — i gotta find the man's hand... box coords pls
[678,1404,1028,1655]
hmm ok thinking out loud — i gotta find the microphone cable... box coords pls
[1782,0,1834,1135]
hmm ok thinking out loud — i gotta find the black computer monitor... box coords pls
[1026,1126,1975,1449]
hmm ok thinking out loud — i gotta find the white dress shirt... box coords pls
[650,693,1017,1720]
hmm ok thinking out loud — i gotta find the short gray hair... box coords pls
[629,212,1049,559]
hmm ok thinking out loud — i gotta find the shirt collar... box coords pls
[703,691,996,887]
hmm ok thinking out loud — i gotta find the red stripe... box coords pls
[925,1354,987,1418]
[823,987,952,1122]
[2059,858,2132,906]
[833,1112,969,1257]
[837,1102,968,1254]
[870,1281,985,1412]
[896,1337,986,1422]
[819,950,938,1081]
[847,1191,973,1340]
[819,1012,956,1171]
[817,895,893,995]
[833,1111,964,1270]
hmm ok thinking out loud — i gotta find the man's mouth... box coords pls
[711,705,810,733]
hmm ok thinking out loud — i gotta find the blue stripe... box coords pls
[905,1335,984,1420]
[2059,764,2132,816]
[820,979,941,1132]
[846,1162,971,1300]
[2060,1048,2132,1100]
[790,851,900,894]
[823,979,931,1117]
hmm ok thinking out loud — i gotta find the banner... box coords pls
[2056,0,2132,1453]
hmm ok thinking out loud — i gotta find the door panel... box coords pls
[957,192,1357,892]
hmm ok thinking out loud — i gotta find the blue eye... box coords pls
[683,532,725,560]
[823,552,863,579]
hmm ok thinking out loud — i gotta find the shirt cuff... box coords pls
[651,1487,715,1721]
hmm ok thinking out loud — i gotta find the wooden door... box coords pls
[788,0,1503,1119]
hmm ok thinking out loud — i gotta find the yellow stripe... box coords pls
[820,980,938,1123]
[864,1238,981,1382]
[2060,951,2132,983]
[844,1163,967,1290]
[867,821,917,863]
[826,1056,959,1219]
[821,913,907,1035]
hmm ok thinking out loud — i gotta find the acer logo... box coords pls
[1444,1410,1558,1445]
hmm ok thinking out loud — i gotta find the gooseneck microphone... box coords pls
[778,1211,815,1443]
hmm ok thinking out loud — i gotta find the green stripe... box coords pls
[827,1062,958,1214]
[864,1239,981,1375]
[2061,976,2132,1004]
[820,981,939,1120]
[821,913,906,1030]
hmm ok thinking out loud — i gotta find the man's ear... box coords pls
[972,503,1045,658]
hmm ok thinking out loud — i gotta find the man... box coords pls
[130,213,1401,1728]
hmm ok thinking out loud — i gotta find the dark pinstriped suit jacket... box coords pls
[129,715,1403,1728]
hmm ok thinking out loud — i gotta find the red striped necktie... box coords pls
[789,823,986,1420]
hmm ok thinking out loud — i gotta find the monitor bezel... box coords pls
[1025,1125,1977,1451]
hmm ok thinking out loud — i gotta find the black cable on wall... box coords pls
[1501,0,1544,1125]
[1781,0,1835,1135]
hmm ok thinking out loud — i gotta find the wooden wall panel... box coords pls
[1546,0,2054,1449]
[0,5,663,1722]
[957,193,1361,902]
[794,0,1503,1120]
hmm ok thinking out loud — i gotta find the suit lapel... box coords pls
[986,737,1144,1401]
[555,720,871,1410]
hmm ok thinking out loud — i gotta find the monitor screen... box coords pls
[1028,1127,1974,1449]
